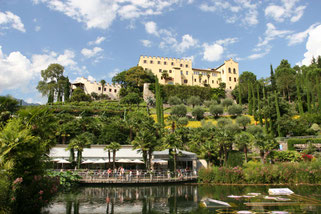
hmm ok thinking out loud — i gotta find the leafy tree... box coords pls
[204,100,217,107]
[222,98,234,107]
[0,96,19,113]
[91,92,99,100]
[227,104,243,117]
[232,71,256,103]
[37,63,67,103]
[177,117,189,127]
[275,59,296,101]
[104,142,121,170]
[236,115,251,130]
[64,77,71,102]
[192,106,205,120]
[217,117,233,127]
[209,104,224,117]
[168,96,182,106]
[187,96,201,108]
[120,92,142,106]
[170,104,187,117]
[70,88,92,102]
[162,130,183,172]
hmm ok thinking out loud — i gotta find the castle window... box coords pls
[158,61,160,64]
[229,77,232,81]
[171,62,174,66]
[230,86,232,89]
[194,79,197,82]
[109,89,112,92]
[186,71,188,75]
[180,64,183,67]
[164,61,167,65]
[234,78,237,82]
[169,70,172,73]
[184,80,188,83]
[217,81,219,84]
[114,89,117,93]
[104,88,106,91]
[150,60,153,64]
[186,64,188,68]
[212,80,214,84]
[159,69,162,73]
[98,87,101,90]
[204,80,207,83]
[233,68,236,74]
[180,71,183,75]
[143,60,147,63]
[212,73,217,77]
[228,68,231,73]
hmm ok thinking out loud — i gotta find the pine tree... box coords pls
[248,81,253,115]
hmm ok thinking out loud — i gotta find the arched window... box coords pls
[233,68,236,74]
[228,68,231,73]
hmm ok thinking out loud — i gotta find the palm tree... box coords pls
[104,142,121,169]
[100,79,106,97]
[235,131,254,163]
[67,132,94,169]
[162,130,183,173]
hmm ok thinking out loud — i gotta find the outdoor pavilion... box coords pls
[49,145,198,170]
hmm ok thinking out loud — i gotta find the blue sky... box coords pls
[1,0,321,103]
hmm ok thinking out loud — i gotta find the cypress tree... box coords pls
[317,77,321,112]
[274,91,282,137]
[270,64,277,92]
[155,77,164,126]
[64,77,70,103]
[268,95,273,135]
[238,83,242,105]
[248,82,253,115]
[257,84,263,127]
[262,85,269,133]
[305,77,312,113]
[252,82,256,115]
[296,77,304,115]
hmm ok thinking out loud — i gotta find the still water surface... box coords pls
[43,185,321,213]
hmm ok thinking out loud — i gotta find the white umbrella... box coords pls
[117,159,131,163]
[52,158,63,162]
[58,159,70,164]
[94,159,109,164]
[131,159,144,164]
[152,159,167,163]
[82,160,94,164]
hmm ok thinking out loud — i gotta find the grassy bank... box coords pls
[198,160,321,184]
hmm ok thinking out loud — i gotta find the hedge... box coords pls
[287,138,321,150]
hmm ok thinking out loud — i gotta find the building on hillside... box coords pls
[71,77,121,100]
[138,56,239,90]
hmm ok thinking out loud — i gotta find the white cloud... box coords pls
[141,39,152,47]
[81,47,103,58]
[287,23,320,46]
[176,34,198,53]
[265,0,306,23]
[0,46,82,92]
[88,36,106,45]
[199,0,258,26]
[257,23,292,48]
[216,37,238,46]
[87,75,96,82]
[299,24,321,66]
[0,10,26,32]
[35,26,41,32]
[33,0,192,30]
[108,68,120,78]
[202,43,224,62]
[145,21,158,36]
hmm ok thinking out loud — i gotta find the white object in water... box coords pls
[247,193,261,196]
[237,211,253,214]
[268,188,294,195]
[207,198,231,207]
[227,195,243,199]
[271,212,289,214]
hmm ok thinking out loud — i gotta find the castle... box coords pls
[71,77,121,100]
[138,56,239,90]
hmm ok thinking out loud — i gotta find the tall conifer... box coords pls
[274,91,282,137]
[248,82,253,115]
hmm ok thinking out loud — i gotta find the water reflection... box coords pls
[43,185,321,214]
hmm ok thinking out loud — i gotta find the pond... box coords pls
[43,184,321,213]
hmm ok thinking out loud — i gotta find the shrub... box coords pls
[192,106,205,120]
[177,117,189,126]
[228,104,243,116]
[217,117,232,127]
[271,150,302,162]
[168,96,182,106]
[222,98,234,107]
[187,96,201,108]
[170,104,187,117]
[209,104,224,117]
[236,115,251,130]
[204,100,217,107]
[287,138,321,150]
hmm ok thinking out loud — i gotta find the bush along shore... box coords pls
[198,159,321,184]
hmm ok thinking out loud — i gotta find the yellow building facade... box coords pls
[138,56,239,90]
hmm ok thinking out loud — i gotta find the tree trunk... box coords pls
[112,150,116,169]
[77,150,81,169]
[148,149,153,170]
[108,151,111,165]
[263,151,270,164]
[260,150,265,164]
[243,146,248,163]
[173,149,177,174]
